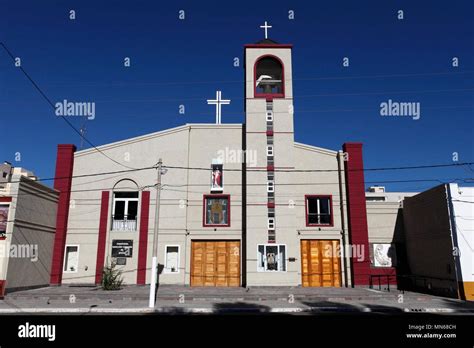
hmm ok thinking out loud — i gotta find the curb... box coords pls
[0,306,472,314]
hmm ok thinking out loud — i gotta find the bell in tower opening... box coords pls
[255,56,283,97]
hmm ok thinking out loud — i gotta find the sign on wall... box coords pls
[112,240,133,258]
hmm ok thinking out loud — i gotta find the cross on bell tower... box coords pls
[259,21,272,39]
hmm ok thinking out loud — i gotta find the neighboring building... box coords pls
[0,166,58,297]
[48,38,403,288]
[365,186,417,287]
[403,183,474,300]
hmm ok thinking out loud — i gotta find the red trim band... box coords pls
[245,44,293,48]
[95,191,110,285]
[137,191,150,285]
[342,142,371,286]
[50,144,76,285]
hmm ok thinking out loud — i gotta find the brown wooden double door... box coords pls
[301,240,342,287]
[191,241,240,287]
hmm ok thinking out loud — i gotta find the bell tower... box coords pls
[244,33,297,285]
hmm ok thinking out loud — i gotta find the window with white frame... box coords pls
[257,244,286,272]
[63,245,79,273]
[164,245,180,273]
[112,192,139,231]
[268,218,275,230]
[267,145,274,157]
[306,195,333,226]
[267,181,274,193]
[266,111,273,121]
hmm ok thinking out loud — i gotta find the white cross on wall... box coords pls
[207,91,231,124]
[260,21,272,39]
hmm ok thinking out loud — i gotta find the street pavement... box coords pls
[1,285,473,314]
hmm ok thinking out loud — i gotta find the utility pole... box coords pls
[149,158,162,308]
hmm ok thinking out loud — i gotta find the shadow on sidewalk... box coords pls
[212,302,271,314]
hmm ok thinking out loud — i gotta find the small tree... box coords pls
[101,260,123,290]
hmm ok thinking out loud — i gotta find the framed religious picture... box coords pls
[211,164,223,192]
[203,194,230,227]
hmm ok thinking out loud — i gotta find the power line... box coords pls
[2,87,472,106]
[3,162,472,185]
[12,69,474,88]
[0,42,138,171]
[4,165,157,184]
[163,162,474,173]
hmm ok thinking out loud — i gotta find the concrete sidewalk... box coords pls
[1,285,473,314]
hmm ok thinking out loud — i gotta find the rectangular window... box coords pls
[112,192,139,231]
[63,245,79,273]
[306,195,333,226]
[203,194,230,227]
[257,244,286,272]
[164,245,180,273]
[267,181,274,193]
[266,111,273,121]
[267,145,274,157]
[268,218,275,230]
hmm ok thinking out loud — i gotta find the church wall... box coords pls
[179,125,243,286]
[63,124,245,286]
[291,145,349,286]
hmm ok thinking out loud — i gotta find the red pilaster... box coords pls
[343,143,371,286]
[0,280,5,298]
[50,144,76,285]
[137,191,150,285]
[95,191,110,285]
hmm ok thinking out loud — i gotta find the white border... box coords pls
[163,245,180,274]
[257,244,287,272]
[63,244,80,273]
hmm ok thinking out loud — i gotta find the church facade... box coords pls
[50,39,396,288]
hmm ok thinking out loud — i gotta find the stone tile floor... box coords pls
[1,285,473,314]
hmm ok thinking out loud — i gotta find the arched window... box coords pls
[255,56,284,97]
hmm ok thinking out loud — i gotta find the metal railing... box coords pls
[369,273,458,295]
[112,216,137,231]
[369,274,397,292]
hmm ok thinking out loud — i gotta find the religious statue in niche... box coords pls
[266,252,277,270]
[211,164,223,191]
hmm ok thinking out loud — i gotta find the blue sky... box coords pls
[1,0,473,191]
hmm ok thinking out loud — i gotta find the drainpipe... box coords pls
[337,151,349,287]
[446,183,465,300]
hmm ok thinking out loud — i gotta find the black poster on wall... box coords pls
[112,240,133,258]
